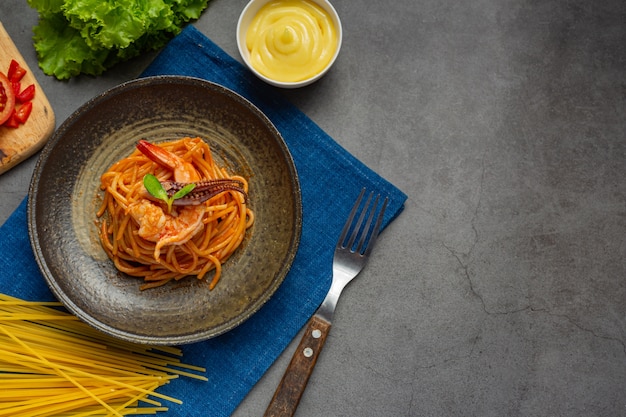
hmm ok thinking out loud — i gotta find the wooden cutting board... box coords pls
[0,22,55,174]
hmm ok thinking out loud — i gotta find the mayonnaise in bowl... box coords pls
[237,0,342,88]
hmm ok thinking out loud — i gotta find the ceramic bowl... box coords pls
[237,0,342,88]
[28,76,302,345]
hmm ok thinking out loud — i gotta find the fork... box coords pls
[264,188,389,417]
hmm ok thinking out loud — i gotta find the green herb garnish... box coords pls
[143,174,196,214]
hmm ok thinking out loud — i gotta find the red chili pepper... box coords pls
[3,111,20,128]
[2,60,35,129]
[11,81,20,96]
[16,84,35,103]
[7,59,27,83]
[14,101,32,124]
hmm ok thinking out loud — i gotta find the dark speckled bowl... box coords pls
[27,76,301,345]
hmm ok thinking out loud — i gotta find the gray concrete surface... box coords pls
[1,0,625,416]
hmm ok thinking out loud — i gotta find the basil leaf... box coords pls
[173,183,196,200]
[143,174,168,200]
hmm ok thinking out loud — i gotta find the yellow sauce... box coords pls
[246,0,338,83]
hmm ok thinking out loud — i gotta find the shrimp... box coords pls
[136,138,248,206]
[128,139,206,260]
[135,138,201,182]
[129,199,205,260]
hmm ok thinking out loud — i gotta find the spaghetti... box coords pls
[0,293,207,416]
[96,137,253,290]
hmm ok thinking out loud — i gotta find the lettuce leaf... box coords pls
[27,0,210,79]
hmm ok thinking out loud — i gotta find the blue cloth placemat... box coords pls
[0,25,406,416]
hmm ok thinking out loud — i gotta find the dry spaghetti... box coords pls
[97,137,253,290]
[0,293,207,416]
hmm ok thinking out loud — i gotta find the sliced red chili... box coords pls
[11,81,20,96]
[2,61,34,129]
[3,111,19,128]
[14,101,32,124]
[16,84,35,103]
[7,59,27,83]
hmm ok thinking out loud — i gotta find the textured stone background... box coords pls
[1,0,624,415]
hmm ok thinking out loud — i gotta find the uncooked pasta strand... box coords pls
[0,294,206,416]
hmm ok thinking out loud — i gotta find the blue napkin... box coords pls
[0,25,406,416]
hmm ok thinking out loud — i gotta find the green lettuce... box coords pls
[27,0,210,79]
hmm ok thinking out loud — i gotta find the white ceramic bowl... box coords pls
[237,0,342,88]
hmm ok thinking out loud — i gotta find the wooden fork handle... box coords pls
[264,315,331,417]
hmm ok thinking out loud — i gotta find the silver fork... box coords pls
[264,188,389,417]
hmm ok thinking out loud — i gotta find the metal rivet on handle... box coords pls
[303,347,313,357]
[312,329,321,339]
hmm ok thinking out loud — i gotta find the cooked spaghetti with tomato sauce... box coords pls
[96,137,253,290]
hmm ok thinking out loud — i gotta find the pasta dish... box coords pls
[96,137,253,290]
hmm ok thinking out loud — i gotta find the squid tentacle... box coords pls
[162,179,248,206]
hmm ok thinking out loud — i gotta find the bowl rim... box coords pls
[236,0,343,88]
